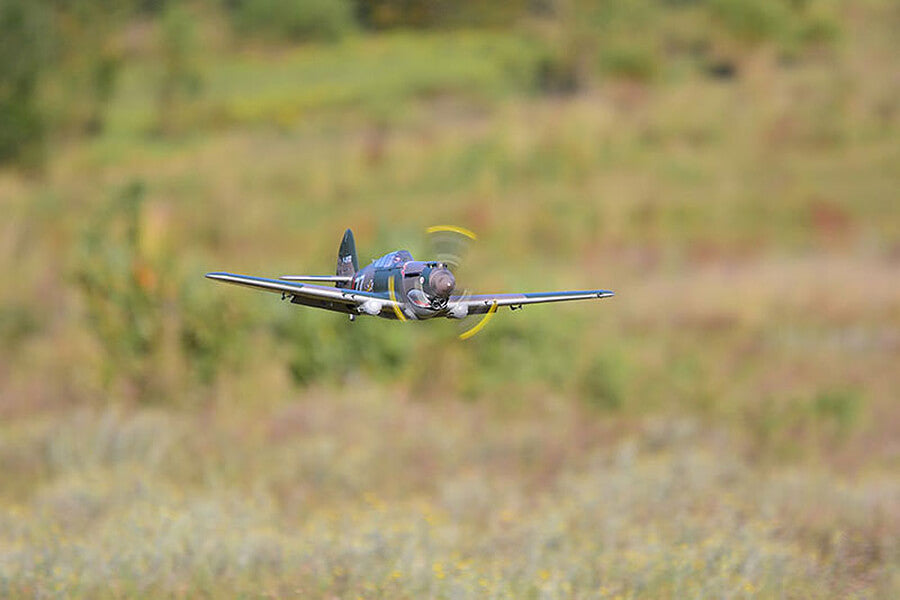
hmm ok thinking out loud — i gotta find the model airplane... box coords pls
[206,228,613,338]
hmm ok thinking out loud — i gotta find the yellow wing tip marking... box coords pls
[388,276,407,321]
[425,225,478,240]
[458,302,497,340]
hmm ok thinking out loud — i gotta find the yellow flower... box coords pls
[433,562,445,579]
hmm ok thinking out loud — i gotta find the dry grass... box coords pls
[2,392,898,598]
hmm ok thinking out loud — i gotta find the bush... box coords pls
[706,0,791,45]
[357,0,528,29]
[580,351,628,412]
[231,0,356,42]
[812,387,863,437]
[600,44,659,82]
[74,180,249,402]
[0,0,50,166]
[534,47,584,94]
[156,3,202,135]
[797,9,841,47]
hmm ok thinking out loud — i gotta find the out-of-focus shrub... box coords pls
[457,313,580,402]
[156,3,203,135]
[812,387,863,438]
[49,1,129,137]
[179,280,251,386]
[534,45,584,94]
[74,181,166,399]
[74,180,249,402]
[707,0,791,45]
[0,0,51,167]
[600,43,659,82]
[796,7,841,47]
[357,0,528,29]
[229,0,356,42]
[750,386,866,459]
[0,305,39,349]
[272,307,411,386]
[580,350,628,412]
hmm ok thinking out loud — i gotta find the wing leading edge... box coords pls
[452,289,614,315]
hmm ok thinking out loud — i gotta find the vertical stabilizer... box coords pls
[336,229,358,286]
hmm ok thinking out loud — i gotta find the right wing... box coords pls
[205,272,399,315]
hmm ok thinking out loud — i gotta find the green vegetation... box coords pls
[230,0,357,42]
[0,0,50,166]
[1,0,898,597]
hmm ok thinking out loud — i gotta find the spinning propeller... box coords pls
[386,225,496,339]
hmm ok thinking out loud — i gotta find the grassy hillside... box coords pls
[1,1,898,597]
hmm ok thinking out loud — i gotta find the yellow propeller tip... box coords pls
[458,302,497,340]
[425,225,478,240]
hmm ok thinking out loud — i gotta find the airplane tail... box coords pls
[336,229,358,285]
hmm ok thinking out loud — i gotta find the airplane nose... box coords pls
[429,268,455,298]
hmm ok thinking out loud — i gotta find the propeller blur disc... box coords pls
[424,225,496,339]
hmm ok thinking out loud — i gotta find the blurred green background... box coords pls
[1,0,898,597]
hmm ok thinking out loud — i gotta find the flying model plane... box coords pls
[206,228,614,338]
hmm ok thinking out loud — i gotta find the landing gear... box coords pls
[349,314,356,322]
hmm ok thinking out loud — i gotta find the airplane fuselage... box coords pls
[342,252,456,320]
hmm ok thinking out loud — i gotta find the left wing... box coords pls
[279,275,353,284]
[205,272,399,315]
[451,289,614,315]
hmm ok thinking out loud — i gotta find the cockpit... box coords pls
[372,250,413,269]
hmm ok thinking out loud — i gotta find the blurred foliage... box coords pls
[47,0,133,137]
[0,0,851,165]
[580,350,629,412]
[272,308,410,386]
[155,2,202,135]
[73,181,248,402]
[74,181,170,400]
[0,0,51,166]
[812,387,863,438]
[356,0,529,29]
[227,0,357,42]
[707,0,793,45]
[749,386,867,462]
[0,305,39,348]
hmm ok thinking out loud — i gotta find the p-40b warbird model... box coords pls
[206,228,613,339]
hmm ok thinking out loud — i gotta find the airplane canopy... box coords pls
[372,250,413,268]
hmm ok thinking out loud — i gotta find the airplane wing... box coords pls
[205,272,399,315]
[451,289,614,315]
[279,275,353,284]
